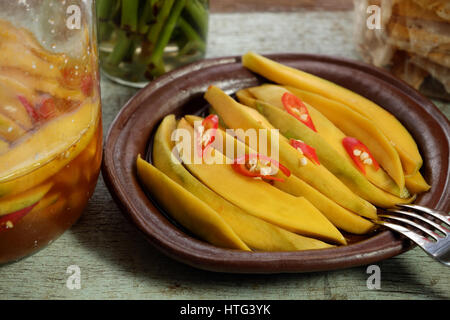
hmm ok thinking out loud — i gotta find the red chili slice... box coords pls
[36,95,57,120]
[290,139,320,165]
[196,114,219,157]
[281,92,316,132]
[232,154,291,182]
[17,95,39,123]
[0,202,38,233]
[342,137,379,175]
[81,74,94,96]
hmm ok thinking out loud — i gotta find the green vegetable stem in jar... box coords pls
[97,0,209,87]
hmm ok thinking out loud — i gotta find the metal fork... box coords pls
[375,204,450,266]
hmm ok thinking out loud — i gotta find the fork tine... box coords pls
[378,214,440,241]
[376,219,432,247]
[396,204,450,227]
[387,209,449,235]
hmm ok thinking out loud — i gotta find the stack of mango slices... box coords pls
[0,20,98,232]
[136,52,431,252]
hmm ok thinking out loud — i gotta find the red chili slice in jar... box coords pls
[196,114,219,158]
[281,92,316,132]
[342,137,379,175]
[36,95,57,120]
[81,74,94,97]
[290,139,320,165]
[0,202,38,233]
[17,95,39,123]
[232,154,291,182]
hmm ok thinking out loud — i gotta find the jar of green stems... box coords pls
[96,0,209,87]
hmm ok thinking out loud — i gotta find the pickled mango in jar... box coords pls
[0,18,102,264]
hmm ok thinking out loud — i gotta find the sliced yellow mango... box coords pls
[0,83,33,129]
[284,86,406,190]
[136,155,250,251]
[0,72,36,103]
[153,114,333,250]
[242,51,423,176]
[405,171,431,194]
[245,84,403,196]
[0,41,62,79]
[0,20,67,67]
[0,69,83,101]
[0,139,8,155]
[0,101,100,197]
[31,192,60,213]
[0,182,53,216]
[274,176,375,234]
[177,118,346,245]
[0,112,26,142]
[185,115,375,235]
[205,85,377,219]
[250,98,415,208]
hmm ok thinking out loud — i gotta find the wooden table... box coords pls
[1,9,449,300]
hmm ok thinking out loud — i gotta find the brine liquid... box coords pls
[0,117,102,264]
[0,19,102,264]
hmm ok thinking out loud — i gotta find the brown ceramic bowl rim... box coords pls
[102,54,450,273]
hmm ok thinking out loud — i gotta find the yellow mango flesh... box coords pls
[251,98,415,208]
[0,101,98,183]
[405,171,431,194]
[0,69,83,101]
[31,192,60,213]
[136,155,250,251]
[0,182,53,216]
[0,20,66,67]
[0,101,100,198]
[274,176,375,234]
[177,119,346,244]
[0,139,8,155]
[284,86,406,190]
[0,83,33,130]
[0,40,62,80]
[153,115,333,250]
[0,112,26,142]
[246,84,402,196]
[205,85,377,219]
[185,115,374,235]
[242,51,422,176]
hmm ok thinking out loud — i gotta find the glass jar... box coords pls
[0,0,102,264]
[97,0,209,88]
[354,0,450,101]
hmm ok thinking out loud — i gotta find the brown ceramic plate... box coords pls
[102,54,450,273]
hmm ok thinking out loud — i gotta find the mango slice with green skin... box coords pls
[283,86,406,190]
[0,182,53,217]
[245,84,403,196]
[153,115,333,250]
[31,192,60,213]
[0,101,100,197]
[242,51,422,176]
[177,117,346,245]
[250,98,416,208]
[136,155,250,251]
[205,85,377,219]
[185,115,375,235]
[0,112,26,142]
[405,171,431,194]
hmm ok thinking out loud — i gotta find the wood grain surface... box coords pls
[210,0,354,12]
[0,10,449,300]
